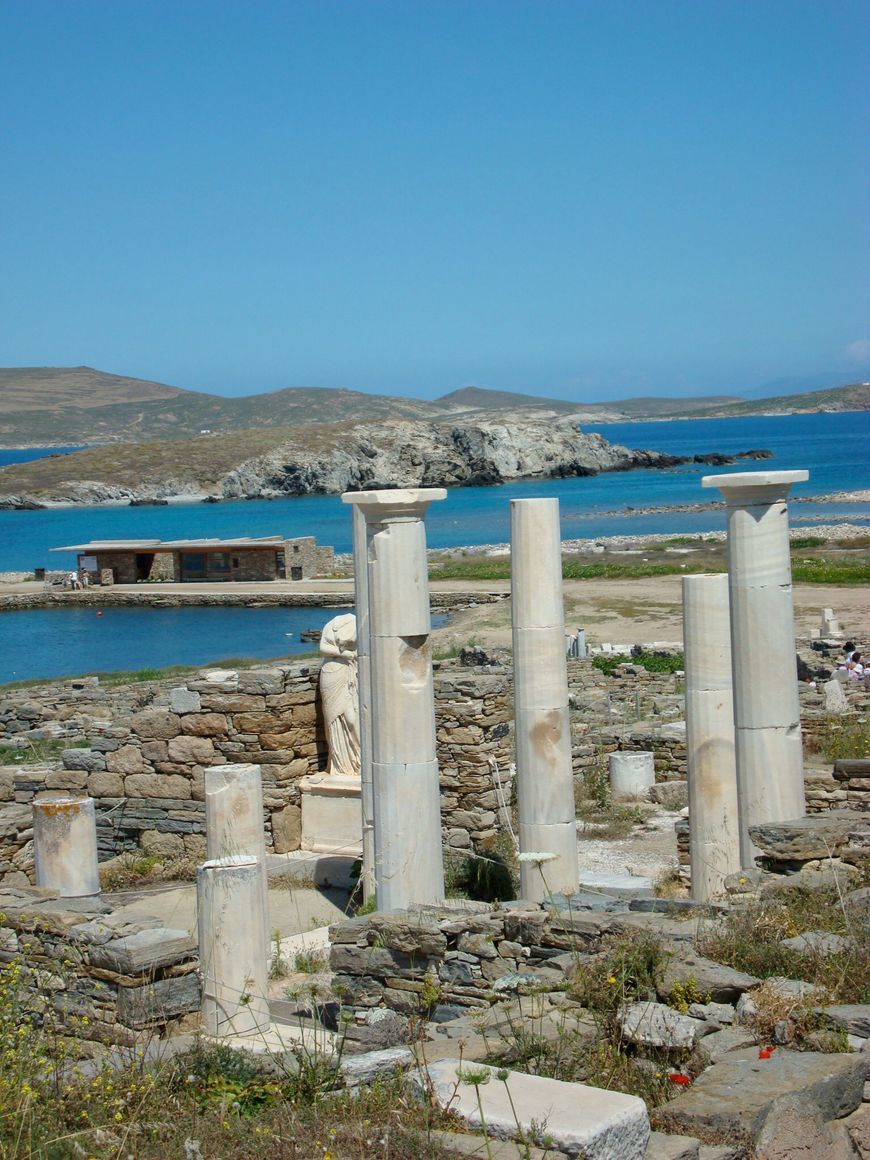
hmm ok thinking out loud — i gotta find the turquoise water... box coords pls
[1,411,867,571]
[1,411,867,681]
[0,605,343,684]
[0,605,448,685]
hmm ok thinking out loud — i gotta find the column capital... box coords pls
[701,469,808,505]
[341,488,447,519]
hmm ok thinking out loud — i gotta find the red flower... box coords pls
[668,1073,691,1085]
[758,1047,774,1059]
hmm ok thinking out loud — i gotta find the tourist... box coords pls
[847,652,864,680]
[67,570,81,590]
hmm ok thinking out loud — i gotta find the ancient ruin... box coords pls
[703,469,809,861]
[1,464,869,1158]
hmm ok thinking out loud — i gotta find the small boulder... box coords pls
[620,1002,707,1050]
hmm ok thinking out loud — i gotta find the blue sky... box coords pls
[1,0,867,402]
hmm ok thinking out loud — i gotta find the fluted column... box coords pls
[682,574,741,899]
[702,470,808,861]
[341,488,447,910]
[511,498,579,902]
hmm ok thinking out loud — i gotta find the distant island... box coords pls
[0,412,773,509]
[0,366,867,448]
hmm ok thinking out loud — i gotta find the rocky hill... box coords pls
[0,367,447,446]
[0,417,684,506]
[1,366,866,448]
[686,380,870,418]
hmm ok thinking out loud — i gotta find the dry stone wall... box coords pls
[0,662,516,882]
[3,655,864,888]
[0,885,199,1045]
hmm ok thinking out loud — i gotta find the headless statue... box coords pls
[319,613,361,778]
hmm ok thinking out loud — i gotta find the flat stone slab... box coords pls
[645,1132,700,1160]
[88,927,196,974]
[658,952,760,1004]
[655,1047,865,1144]
[748,811,862,861]
[814,1005,870,1038]
[412,1060,650,1159]
[576,871,655,897]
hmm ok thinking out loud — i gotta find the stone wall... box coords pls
[329,903,576,1017]
[284,536,334,579]
[0,663,516,883]
[0,885,199,1045]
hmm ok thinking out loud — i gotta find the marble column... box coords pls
[204,763,269,961]
[702,470,808,862]
[511,498,579,902]
[682,574,741,900]
[341,488,446,911]
[351,503,376,902]
[197,854,271,1038]
[32,795,100,897]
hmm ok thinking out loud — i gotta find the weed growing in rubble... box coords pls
[696,885,870,1005]
[0,942,456,1159]
[807,715,870,763]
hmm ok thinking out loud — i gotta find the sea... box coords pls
[1,412,868,683]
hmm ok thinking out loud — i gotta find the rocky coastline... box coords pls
[0,417,774,509]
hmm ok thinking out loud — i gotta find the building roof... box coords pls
[51,536,288,554]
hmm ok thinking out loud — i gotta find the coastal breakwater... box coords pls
[0,415,772,507]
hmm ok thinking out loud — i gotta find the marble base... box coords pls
[300,774,363,856]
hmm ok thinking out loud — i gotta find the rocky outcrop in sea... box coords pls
[0,417,773,507]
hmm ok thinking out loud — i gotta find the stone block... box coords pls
[130,711,181,741]
[620,1002,707,1049]
[271,804,301,853]
[645,1132,700,1160]
[654,1048,865,1144]
[238,671,284,695]
[658,953,760,1004]
[124,774,192,800]
[199,694,265,712]
[340,1047,414,1085]
[139,830,185,860]
[260,732,298,751]
[105,745,144,775]
[182,833,206,859]
[815,1005,870,1038]
[754,1092,857,1160]
[412,1060,650,1158]
[233,713,283,734]
[180,713,228,737]
[169,688,201,714]
[116,971,200,1027]
[45,769,88,790]
[749,811,860,862]
[87,771,126,798]
[62,749,106,772]
[167,736,214,764]
[88,927,196,974]
[141,740,169,762]
[649,781,689,810]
